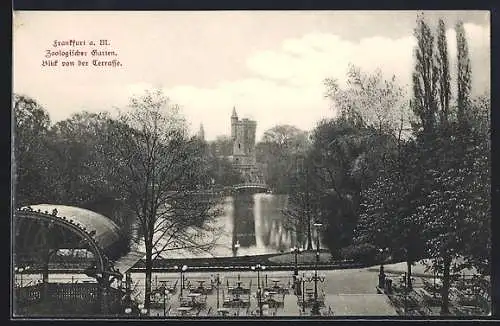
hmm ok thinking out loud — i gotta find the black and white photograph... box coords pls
[12,10,491,318]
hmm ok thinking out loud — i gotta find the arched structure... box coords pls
[13,204,136,316]
[14,204,124,275]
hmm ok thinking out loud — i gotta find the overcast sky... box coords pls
[13,11,490,141]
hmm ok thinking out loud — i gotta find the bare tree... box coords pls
[105,89,223,311]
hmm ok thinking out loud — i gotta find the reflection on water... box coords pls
[233,193,257,249]
[222,193,297,257]
[164,193,298,258]
[157,192,326,259]
[253,194,293,252]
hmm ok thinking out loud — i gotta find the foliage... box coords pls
[46,111,136,252]
[354,14,490,315]
[411,13,439,134]
[205,154,243,187]
[340,243,378,263]
[208,135,233,157]
[456,20,472,125]
[435,18,451,128]
[325,64,409,135]
[256,124,310,193]
[315,64,408,255]
[356,138,427,269]
[13,94,52,206]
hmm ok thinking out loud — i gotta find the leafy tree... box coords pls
[261,125,308,149]
[411,14,439,135]
[47,112,114,202]
[409,17,490,315]
[356,135,427,286]
[203,135,244,186]
[435,18,451,129]
[13,94,52,206]
[46,112,136,249]
[325,64,407,135]
[256,124,310,193]
[321,65,408,256]
[208,135,233,157]
[308,116,388,255]
[456,20,472,126]
[205,153,243,187]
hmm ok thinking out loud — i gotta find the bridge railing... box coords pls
[233,183,268,189]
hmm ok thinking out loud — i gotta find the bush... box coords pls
[340,243,379,264]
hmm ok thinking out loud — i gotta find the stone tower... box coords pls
[231,107,256,168]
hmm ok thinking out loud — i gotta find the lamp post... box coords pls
[312,222,323,315]
[215,273,222,309]
[291,247,304,295]
[138,303,148,317]
[251,264,266,316]
[18,267,24,288]
[233,241,240,257]
[180,265,188,296]
[163,288,167,317]
[305,273,326,316]
[124,307,132,318]
[291,247,304,276]
[301,273,306,313]
[401,273,408,316]
[159,286,169,317]
[378,247,388,289]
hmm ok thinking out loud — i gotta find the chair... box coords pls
[168,280,178,294]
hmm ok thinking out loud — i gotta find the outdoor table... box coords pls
[271,279,280,286]
[217,308,230,316]
[177,307,192,316]
[197,280,206,288]
[187,292,201,304]
[229,284,249,294]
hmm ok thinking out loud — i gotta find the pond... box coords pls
[149,193,323,258]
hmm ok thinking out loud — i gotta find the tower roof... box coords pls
[198,123,205,140]
[231,106,238,118]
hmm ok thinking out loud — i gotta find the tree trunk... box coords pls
[307,219,313,250]
[42,250,50,283]
[41,250,50,301]
[144,246,153,313]
[406,259,413,290]
[441,256,452,315]
[99,277,109,315]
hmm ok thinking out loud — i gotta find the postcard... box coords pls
[12,10,491,318]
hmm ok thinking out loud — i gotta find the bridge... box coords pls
[232,183,269,192]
